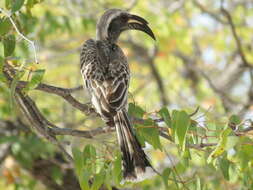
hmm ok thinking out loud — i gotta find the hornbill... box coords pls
[80,9,156,182]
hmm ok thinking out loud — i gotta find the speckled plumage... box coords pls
[80,9,156,181]
[80,39,129,117]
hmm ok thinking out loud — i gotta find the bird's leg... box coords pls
[105,120,115,133]
[106,120,114,128]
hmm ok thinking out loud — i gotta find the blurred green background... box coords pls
[1,0,253,189]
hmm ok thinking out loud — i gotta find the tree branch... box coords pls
[51,126,113,138]
[16,81,95,115]
[3,62,240,171]
[3,65,74,161]
[221,7,252,68]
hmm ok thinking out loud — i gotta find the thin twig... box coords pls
[193,0,228,24]
[221,7,251,68]
[163,149,190,190]
[189,106,200,117]
[0,8,38,64]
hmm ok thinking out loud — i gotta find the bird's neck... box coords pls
[96,29,119,44]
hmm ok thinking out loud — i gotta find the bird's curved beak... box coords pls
[121,14,156,41]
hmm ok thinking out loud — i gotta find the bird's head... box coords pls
[96,9,156,43]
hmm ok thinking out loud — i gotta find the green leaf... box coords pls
[0,57,5,83]
[112,152,122,185]
[229,115,241,125]
[219,156,230,180]
[136,119,162,149]
[196,177,202,190]
[10,69,25,107]
[134,128,146,146]
[239,144,253,169]
[0,17,12,36]
[228,114,241,130]
[158,107,171,127]
[51,166,63,182]
[0,56,4,82]
[128,103,145,118]
[5,0,11,9]
[83,144,96,163]
[3,35,16,57]
[104,168,112,190]
[91,169,106,190]
[176,111,190,151]
[226,136,239,150]
[172,110,190,150]
[189,120,198,144]
[83,144,97,173]
[26,0,35,8]
[207,128,232,163]
[0,57,4,71]
[72,147,91,190]
[162,168,171,189]
[72,147,83,176]
[79,170,91,190]
[23,69,45,92]
[171,110,179,140]
[11,0,25,12]
[172,171,180,189]
[182,149,191,166]
[0,136,18,144]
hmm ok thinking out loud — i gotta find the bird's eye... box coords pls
[121,14,128,22]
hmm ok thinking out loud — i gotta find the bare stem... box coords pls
[0,8,38,64]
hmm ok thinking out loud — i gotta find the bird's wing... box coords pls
[80,39,129,116]
[103,59,130,110]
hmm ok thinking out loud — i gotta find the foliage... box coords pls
[1,0,253,190]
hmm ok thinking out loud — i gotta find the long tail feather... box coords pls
[114,109,155,182]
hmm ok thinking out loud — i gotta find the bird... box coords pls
[80,9,156,182]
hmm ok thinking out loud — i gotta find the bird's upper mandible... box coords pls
[96,9,156,43]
